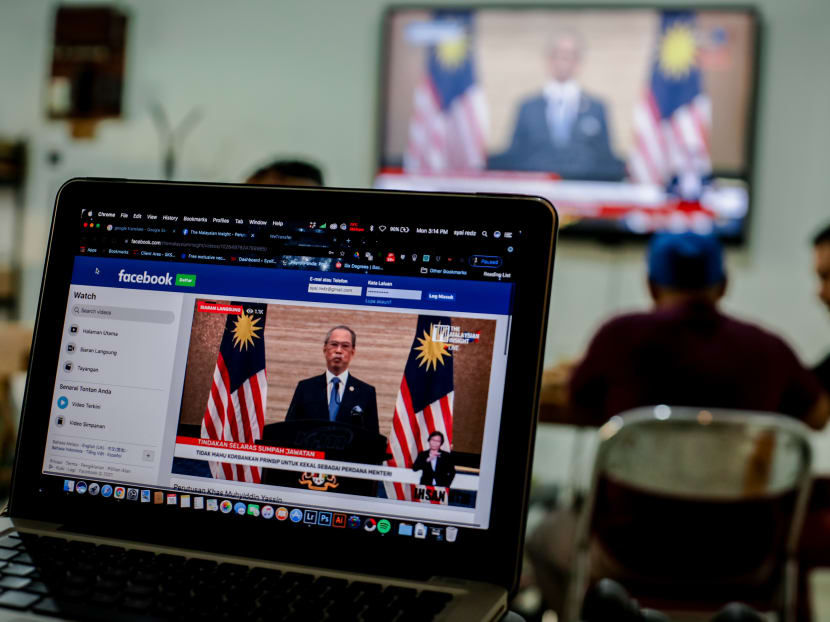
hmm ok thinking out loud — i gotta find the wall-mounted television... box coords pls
[375,7,759,242]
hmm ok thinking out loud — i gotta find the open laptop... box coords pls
[2,179,557,620]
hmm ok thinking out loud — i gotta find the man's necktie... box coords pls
[329,377,341,421]
[552,97,571,146]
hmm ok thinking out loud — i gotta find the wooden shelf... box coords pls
[0,143,24,186]
[0,140,26,318]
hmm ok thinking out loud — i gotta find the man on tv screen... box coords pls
[488,30,626,181]
[285,325,380,434]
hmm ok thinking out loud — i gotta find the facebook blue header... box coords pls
[71,256,514,315]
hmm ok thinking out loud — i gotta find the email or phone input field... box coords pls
[307,284,363,296]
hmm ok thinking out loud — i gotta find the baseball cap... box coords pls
[648,232,725,289]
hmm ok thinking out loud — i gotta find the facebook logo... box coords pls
[117,269,173,285]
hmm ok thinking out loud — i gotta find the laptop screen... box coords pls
[40,196,528,543]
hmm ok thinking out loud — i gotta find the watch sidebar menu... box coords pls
[43,286,183,486]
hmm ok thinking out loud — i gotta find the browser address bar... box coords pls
[130,239,269,253]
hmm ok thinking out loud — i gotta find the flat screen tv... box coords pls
[375,7,759,241]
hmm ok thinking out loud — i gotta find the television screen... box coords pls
[375,7,759,241]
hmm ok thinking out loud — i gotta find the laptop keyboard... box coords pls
[0,531,454,620]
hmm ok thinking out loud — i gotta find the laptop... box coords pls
[1,179,557,620]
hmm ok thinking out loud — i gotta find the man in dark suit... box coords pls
[489,31,626,181]
[285,325,379,434]
[412,431,456,487]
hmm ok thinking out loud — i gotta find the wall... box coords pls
[1,0,829,476]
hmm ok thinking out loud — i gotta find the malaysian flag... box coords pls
[628,11,712,197]
[200,303,268,483]
[403,11,488,173]
[385,316,454,501]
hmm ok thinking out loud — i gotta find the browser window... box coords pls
[42,209,521,531]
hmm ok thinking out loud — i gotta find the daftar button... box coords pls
[175,273,197,287]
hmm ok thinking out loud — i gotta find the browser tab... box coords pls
[74,208,518,281]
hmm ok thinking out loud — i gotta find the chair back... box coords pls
[580,407,812,586]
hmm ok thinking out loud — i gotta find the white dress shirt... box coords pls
[428,455,438,485]
[543,80,581,145]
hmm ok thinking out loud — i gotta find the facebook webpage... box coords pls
[43,255,513,529]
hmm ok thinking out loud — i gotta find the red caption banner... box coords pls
[197,302,244,314]
[175,436,324,459]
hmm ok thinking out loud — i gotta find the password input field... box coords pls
[365,287,422,300]
[307,284,362,296]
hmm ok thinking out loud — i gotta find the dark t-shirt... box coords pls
[816,353,830,396]
[570,301,822,425]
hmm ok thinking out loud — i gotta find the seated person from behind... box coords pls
[570,231,830,429]
[245,159,324,186]
[488,30,625,181]
[529,234,829,619]
[285,326,379,434]
[412,431,456,487]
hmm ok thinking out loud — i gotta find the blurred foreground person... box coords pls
[813,223,830,394]
[570,231,830,429]
[245,159,324,186]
